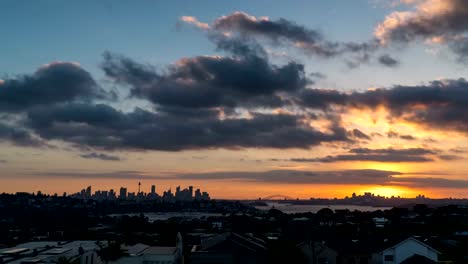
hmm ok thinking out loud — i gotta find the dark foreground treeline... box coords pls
[1,193,468,263]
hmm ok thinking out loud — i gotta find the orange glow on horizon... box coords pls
[357,186,418,198]
[0,177,452,199]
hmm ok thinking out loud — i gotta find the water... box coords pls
[109,212,224,221]
[255,202,391,214]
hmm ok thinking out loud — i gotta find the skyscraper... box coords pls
[85,186,92,198]
[119,187,127,199]
[189,186,193,198]
[151,185,156,194]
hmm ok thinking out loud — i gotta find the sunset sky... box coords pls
[2,0,468,199]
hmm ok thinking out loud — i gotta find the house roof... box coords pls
[143,247,176,255]
[380,237,441,254]
[305,236,441,255]
[123,243,149,256]
[194,232,266,253]
[400,254,437,264]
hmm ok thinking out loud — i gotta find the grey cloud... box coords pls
[212,12,381,58]
[438,155,464,161]
[31,170,146,179]
[25,103,349,151]
[32,169,399,185]
[296,78,468,124]
[213,12,339,57]
[174,169,399,185]
[80,152,121,161]
[349,128,371,140]
[387,130,418,140]
[450,37,468,62]
[27,168,468,189]
[378,54,399,67]
[450,148,468,154]
[174,169,468,188]
[101,50,306,110]
[378,0,468,43]
[296,88,348,109]
[349,147,437,155]
[399,135,416,140]
[376,0,468,59]
[182,12,390,68]
[0,62,109,112]
[289,148,437,163]
[394,177,468,189]
[299,78,468,134]
[0,122,46,147]
[291,155,432,163]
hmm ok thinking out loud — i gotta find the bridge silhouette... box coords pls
[260,194,295,200]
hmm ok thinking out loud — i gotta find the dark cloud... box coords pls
[80,152,121,161]
[395,177,468,189]
[291,155,432,163]
[438,155,464,161]
[0,122,46,147]
[212,12,342,57]
[450,147,468,154]
[182,12,387,68]
[192,156,208,160]
[295,79,468,135]
[9,65,468,151]
[376,0,468,59]
[27,168,468,188]
[399,135,416,140]
[171,169,468,188]
[378,54,399,67]
[25,103,349,151]
[386,131,416,140]
[349,79,468,111]
[31,168,399,185]
[2,55,467,152]
[309,78,468,134]
[289,148,437,163]
[375,79,468,130]
[450,37,468,62]
[174,169,399,185]
[101,50,306,110]
[30,170,147,180]
[377,0,468,42]
[387,130,398,138]
[174,169,468,188]
[0,62,108,112]
[296,88,348,109]
[350,147,437,155]
[349,128,371,140]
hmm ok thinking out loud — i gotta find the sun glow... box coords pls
[359,186,417,198]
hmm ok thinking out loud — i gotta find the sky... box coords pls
[1,0,468,199]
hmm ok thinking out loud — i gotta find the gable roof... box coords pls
[380,237,440,254]
[400,254,437,264]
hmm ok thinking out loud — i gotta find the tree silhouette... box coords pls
[96,241,126,264]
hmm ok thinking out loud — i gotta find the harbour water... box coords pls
[255,202,391,213]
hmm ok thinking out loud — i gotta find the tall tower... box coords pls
[151,185,156,194]
[138,182,141,194]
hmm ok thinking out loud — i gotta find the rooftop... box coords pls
[143,247,177,255]
[0,248,29,255]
